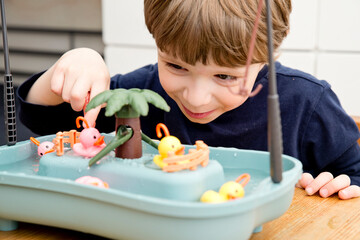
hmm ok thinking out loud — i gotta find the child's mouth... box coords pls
[182,104,215,119]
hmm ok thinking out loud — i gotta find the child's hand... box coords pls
[26,48,110,127]
[296,172,360,200]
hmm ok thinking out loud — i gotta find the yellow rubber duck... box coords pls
[200,173,250,203]
[153,123,185,168]
[200,190,227,203]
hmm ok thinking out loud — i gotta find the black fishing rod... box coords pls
[0,0,17,145]
[265,0,283,183]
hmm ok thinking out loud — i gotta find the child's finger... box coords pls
[296,172,313,188]
[84,81,110,127]
[305,172,333,195]
[84,107,101,128]
[61,73,79,103]
[318,174,351,198]
[70,77,91,111]
[88,78,110,102]
[87,78,110,108]
[338,185,360,200]
[50,65,65,96]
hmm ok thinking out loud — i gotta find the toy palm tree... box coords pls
[86,88,170,165]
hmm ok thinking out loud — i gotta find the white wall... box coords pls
[102,0,360,116]
[278,0,360,116]
[102,0,156,75]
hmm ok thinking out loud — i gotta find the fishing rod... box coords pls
[265,0,283,183]
[236,0,283,183]
[1,0,17,145]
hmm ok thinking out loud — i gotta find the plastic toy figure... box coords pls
[75,176,109,188]
[30,137,55,156]
[200,173,250,203]
[153,123,185,168]
[152,123,210,172]
[72,116,106,158]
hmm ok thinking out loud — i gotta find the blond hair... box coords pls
[144,0,291,67]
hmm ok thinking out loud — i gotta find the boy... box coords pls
[18,0,360,199]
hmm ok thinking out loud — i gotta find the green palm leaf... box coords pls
[128,91,149,116]
[85,90,114,112]
[85,88,170,119]
[105,93,130,117]
[142,89,170,112]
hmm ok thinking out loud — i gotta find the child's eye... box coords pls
[166,62,186,70]
[215,74,237,81]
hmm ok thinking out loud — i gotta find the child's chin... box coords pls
[186,114,219,124]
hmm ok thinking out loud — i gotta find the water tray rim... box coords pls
[0,161,301,219]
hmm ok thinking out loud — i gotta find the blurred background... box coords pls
[1,0,360,145]
[0,0,103,145]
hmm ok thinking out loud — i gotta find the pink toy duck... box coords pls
[30,137,55,156]
[73,116,106,158]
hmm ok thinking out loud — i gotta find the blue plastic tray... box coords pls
[0,134,302,240]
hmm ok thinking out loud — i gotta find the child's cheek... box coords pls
[158,70,182,93]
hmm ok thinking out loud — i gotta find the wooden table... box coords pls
[1,188,359,240]
[250,188,360,240]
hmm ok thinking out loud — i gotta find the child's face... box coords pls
[157,49,264,124]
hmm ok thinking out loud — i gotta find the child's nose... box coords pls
[183,82,212,107]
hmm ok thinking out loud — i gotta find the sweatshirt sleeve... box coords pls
[300,84,360,185]
[325,143,360,186]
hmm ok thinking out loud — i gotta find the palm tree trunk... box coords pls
[115,117,142,158]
